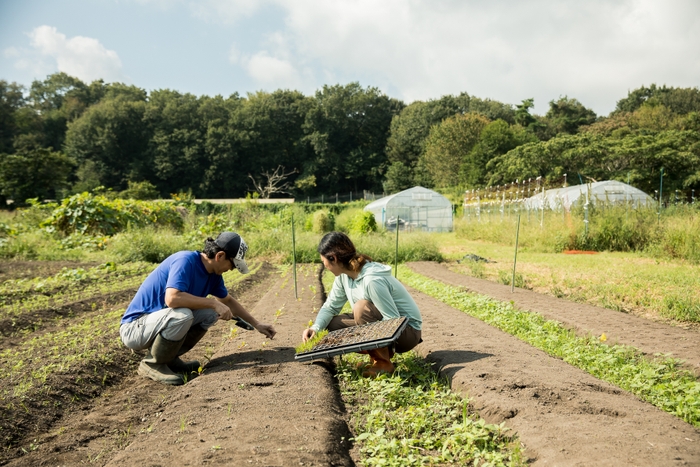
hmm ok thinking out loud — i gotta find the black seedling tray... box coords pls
[295,317,408,362]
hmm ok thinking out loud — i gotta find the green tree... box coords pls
[615,84,700,115]
[486,129,700,192]
[383,161,414,193]
[0,148,74,204]
[0,81,26,155]
[234,90,313,197]
[465,120,535,187]
[544,96,597,136]
[421,113,490,187]
[65,95,150,191]
[304,82,404,194]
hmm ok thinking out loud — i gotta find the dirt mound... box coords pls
[409,261,700,375]
[407,281,700,465]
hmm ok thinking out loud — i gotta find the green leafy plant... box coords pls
[337,352,525,465]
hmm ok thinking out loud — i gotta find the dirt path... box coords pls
[7,264,353,467]
[407,286,700,466]
[409,261,700,375]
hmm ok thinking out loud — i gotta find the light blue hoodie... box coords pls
[312,262,422,332]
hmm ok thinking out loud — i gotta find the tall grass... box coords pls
[456,204,700,262]
[248,230,443,264]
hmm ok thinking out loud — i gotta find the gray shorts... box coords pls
[120,307,218,350]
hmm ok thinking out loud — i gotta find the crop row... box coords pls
[0,262,154,302]
[337,353,525,466]
[399,265,700,427]
[319,270,523,466]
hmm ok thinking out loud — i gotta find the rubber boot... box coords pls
[138,334,186,385]
[169,325,207,374]
[362,347,395,378]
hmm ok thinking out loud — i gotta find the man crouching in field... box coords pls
[119,232,277,385]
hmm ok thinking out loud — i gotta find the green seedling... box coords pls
[295,330,328,354]
[179,415,187,432]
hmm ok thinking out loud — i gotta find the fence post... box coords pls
[336,193,338,203]
[512,213,521,293]
[540,186,545,228]
[291,213,298,299]
[394,216,400,278]
[658,167,664,225]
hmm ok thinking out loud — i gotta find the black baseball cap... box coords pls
[215,232,249,274]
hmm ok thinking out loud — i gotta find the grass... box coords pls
[399,265,700,427]
[337,352,525,466]
[435,232,700,324]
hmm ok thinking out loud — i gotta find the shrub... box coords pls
[349,211,377,234]
[43,192,185,236]
[106,227,192,263]
[118,180,160,200]
[334,207,363,232]
[311,210,334,233]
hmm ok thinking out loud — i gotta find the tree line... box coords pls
[1,73,699,205]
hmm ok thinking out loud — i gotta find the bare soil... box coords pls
[407,261,700,466]
[4,263,353,467]
[2,260,700,466]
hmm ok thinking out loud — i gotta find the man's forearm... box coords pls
[166,290,219,311]
[222,296,259,326]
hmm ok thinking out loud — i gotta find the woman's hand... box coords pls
[302,328,316,342]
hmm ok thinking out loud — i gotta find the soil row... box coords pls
[5,263,354,467]
[407,261,700,466]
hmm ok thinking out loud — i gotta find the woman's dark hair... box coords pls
[317,232,372,273]
[203,237,224,259]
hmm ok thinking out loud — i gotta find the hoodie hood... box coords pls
[354,261,392,281]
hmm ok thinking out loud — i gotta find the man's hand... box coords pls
[255,322,277,339]
[213,300,233,320]
[302,328,315,343]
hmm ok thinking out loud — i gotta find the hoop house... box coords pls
[523,180,655,211]
[364,186,453,232]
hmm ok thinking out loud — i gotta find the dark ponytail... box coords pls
[317,232,372,273]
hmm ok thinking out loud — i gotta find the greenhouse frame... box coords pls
[364,186,453,232]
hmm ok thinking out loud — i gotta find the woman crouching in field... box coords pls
[301,232,423,376]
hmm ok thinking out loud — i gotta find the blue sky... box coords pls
[1,0,699,115]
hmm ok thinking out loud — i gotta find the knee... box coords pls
[162,308,194,340]
[196,308,219,329]
[352,300,371,320]
[353,300,381,324]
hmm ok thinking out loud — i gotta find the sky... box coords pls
[1,0,699,116]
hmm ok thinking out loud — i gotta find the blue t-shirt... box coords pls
[120,251,228,324]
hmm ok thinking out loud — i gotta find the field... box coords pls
[1,201,700,465]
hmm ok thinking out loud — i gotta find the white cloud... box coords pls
[3,47,20,58]
[210,0,700,115]
[242,52,301,89]
[25,25,126,83]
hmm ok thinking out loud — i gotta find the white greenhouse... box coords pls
[364,186,453,232]
[523,180,655,211]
